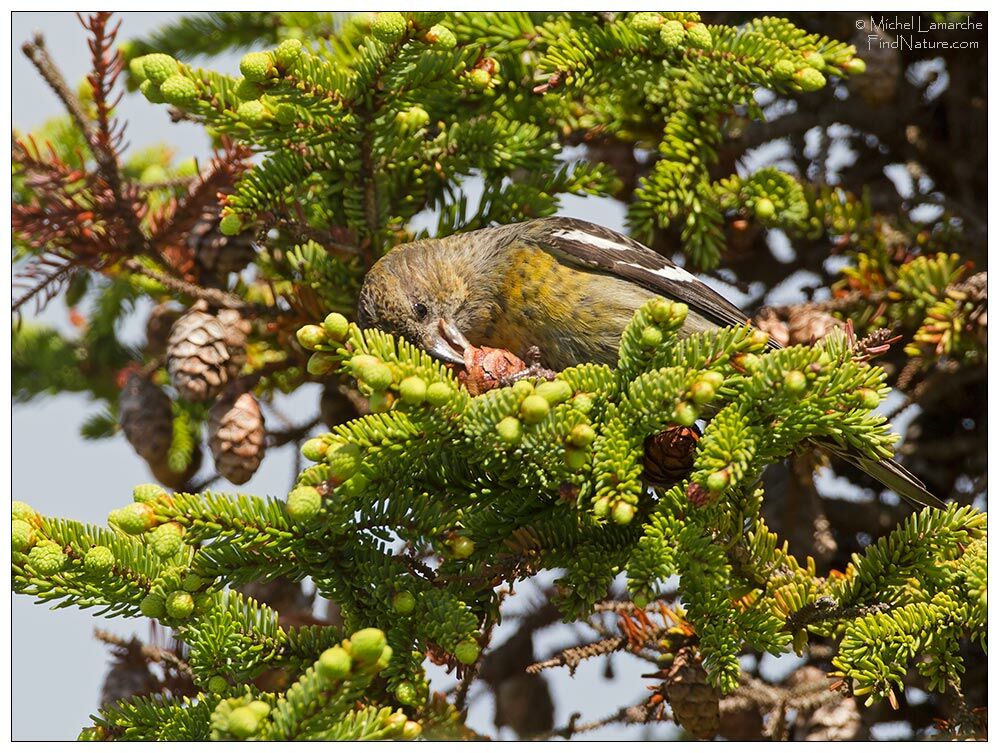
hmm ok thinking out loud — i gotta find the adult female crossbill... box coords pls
[358,216,943,509]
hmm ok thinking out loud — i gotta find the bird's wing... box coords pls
[526,218,946,507]
[825,446,946,510]
[525,216,780,345]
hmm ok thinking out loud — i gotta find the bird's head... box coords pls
[358,237,495,365]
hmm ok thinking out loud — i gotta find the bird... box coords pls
[357,215,944,509]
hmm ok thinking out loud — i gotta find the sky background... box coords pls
[10,11,912,742]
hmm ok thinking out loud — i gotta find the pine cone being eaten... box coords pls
[119,374,174,463]
[209,391,266,484]
[665,646,720,740]
[167,301,249,402]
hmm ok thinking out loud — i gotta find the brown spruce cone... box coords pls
[787,308,841,346]
[189,202,257,279]
[167,301,249,402]
[209,391,266,484]
[100,641,160,708]
[148,444,203,491]
[119,373,174,463]
[665,646,720,740]
[320,383,364,428]
[642,425,700,486]
[755,305,842,347]
[144,303,183,358]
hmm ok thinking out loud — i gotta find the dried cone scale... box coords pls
[119,373,174,464]
[166,301,249,402]
[209,391,266,484]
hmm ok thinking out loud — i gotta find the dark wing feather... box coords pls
[524,216,783,348]
[523,216,944,508]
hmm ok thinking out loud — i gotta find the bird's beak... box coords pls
[427,318,471,365]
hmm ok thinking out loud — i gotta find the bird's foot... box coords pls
[498,346,558,386]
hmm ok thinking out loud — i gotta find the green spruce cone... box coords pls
[12,500,39,523]
[28,542,67,575]
[425,382,453,407]
[322,312,350,341]
[327,442,363,482]
[139,53,179,85]
[424,24,457,49]
[795,66,826,92]
[496,416,523,445]
[218,213,244,236]
[83,545,115,575]
[139,593,166,619]
[12,519,36,552]
[227,706,261,739]
[296,324,327,350]
[133,484,167,505]
[111,503,157,535]
[685,22,712,49]
[237,100,269,124]
[519,394,550,424]
[348,628,388,665]
[159,74,198,106]
[371,12,408,43]
[165,590,195,619]
[660,20,686,49]
[453,639,481,665]
[392,590,416,614]
[449,535,475,559]
[274,38,303,67]
[139,79,165,103]
[630,12,665,35]
[317,646,353,682]
[239,51,273,82]
[398,376,428,404]
[409,11,444,28]
[149,522,185,558]
[286,486,323,523]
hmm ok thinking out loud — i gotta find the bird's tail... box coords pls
[825,445,946,510]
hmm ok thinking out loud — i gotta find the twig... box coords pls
[784,597,890,635]
[21,35,95,145]
[267,416,321,448]
[121,258,256,311]
[526,636,627,676]
[94,628,192,677]
[536,701,661,740]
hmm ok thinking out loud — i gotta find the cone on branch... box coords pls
[209,390,266,484]
[664,646,720,740]
[189,199,258,280]
[148,444,203,491]
[119,373,174,463]
[100,640,161,708]
[642,425,700,487]
[144,302,184,358]
[167,301,249,402]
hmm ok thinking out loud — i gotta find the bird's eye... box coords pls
[413,302,429,321]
